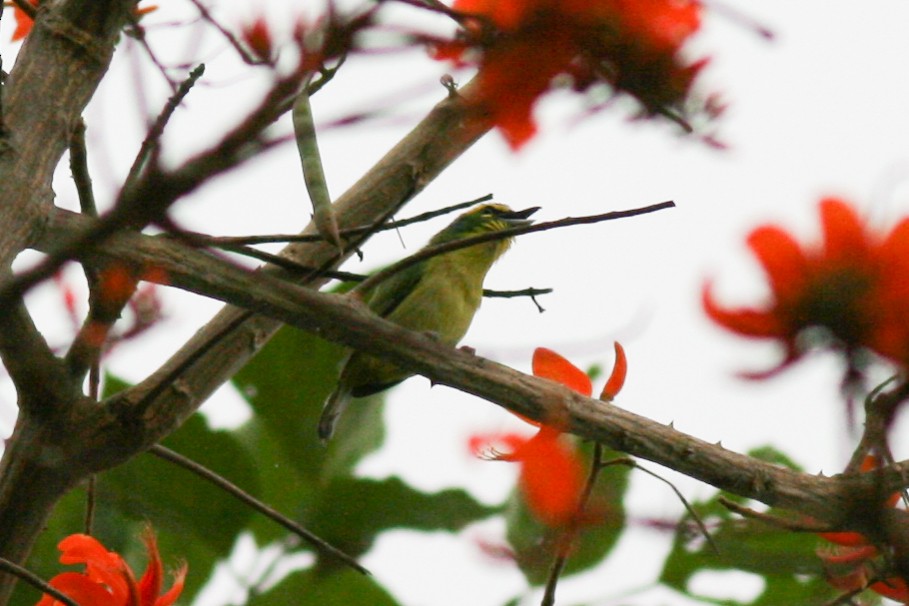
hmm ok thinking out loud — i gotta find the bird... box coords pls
[318,203,539,442]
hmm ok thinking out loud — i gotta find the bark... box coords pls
[0,1,138,601]
[37,208,893,528]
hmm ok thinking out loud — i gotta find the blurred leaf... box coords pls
[96,413,257,553]
[507,443,630,585]
[306,476,500,565]
[94,411,259,600]
[659,446,843,605]
[232,325,386,484]
[230,325,389,546]
[9,488,89,606]
[252,568,402,606]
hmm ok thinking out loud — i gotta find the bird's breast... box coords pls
[388,255,487,344]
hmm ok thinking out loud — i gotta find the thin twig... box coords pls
[62,64,206,380]
[84,475,96,534]
[185,195,491,248]
[69,119,97,217]
[718,496,830,534]
[125,63,205,189]
[541,443,606,606]
[483,287,551,312]
[124,11,179,93]
[356,201,675,297]
[821,585,865,606]
[149,445,369,575]
[0,62,299,307]
[186,0,264,65]
[617,459,719,555]
[383,0,469,24]
[0,557,78,606]
[159,226,364,281]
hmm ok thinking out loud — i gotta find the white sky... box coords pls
[4,1,909,604]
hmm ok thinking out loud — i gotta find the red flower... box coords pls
[240,15,273,62]
[36,530,185,606]
[469,344,627,526]
[532,343,627,402]
[470,427,586,527]
[815,455,908,602]
[11,0,37,41]
[704,197,909,375]
[433,0,707,149]
[870,577,909,603]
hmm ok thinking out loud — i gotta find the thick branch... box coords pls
[0,0,134,266]
[38,209,887,527]
[0,1,147,601]
[64,80,493,455]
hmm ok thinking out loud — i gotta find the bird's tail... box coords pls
[318,385,351,444]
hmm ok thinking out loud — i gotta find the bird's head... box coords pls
[430,204,539,248]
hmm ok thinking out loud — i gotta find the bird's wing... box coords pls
[363,261,426,318]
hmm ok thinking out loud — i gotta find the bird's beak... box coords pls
[502,206,540,228]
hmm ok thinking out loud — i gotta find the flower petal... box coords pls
[56,534,134,604]
[701,281,785,338]
[599,342,627,401]
[516,429,584,527]
[746,225,808,301]
[137,530,163,606]
[819,197,868,260]
[11,1,36,42]
[532,347,592,396]
[871,577,909,602]
[38,572,119,606]
[152,563,186,606]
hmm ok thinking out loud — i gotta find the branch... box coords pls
[149,445,368,575]
[0,287,80,415]
[0,558,78,606]
[182,195,492,248]
[37,209,898,527]
[354,201,674,296]
[0,0,135,267]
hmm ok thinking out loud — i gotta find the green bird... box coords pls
[319,203,539,442]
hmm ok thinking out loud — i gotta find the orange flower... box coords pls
[240,15,273,62]
[533,343,627,402]
[470,427,586,527]
[870,577,909,603]
[704,197,909,376]
[469,344,627,526]
[433,0,707,148]
[815,455,908,602]
[10,0,37,41]
[36,530,185,606]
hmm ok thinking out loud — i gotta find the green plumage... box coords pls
[318,203,538,441]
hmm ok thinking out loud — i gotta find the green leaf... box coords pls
[232,325,386,483]
[9,487,90,606]
[659,492,841,605]
[93,411,260,600]
[252,568,402,606]
[306,476,500,565]
[506,443,631,585]
[96,413,258,553]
